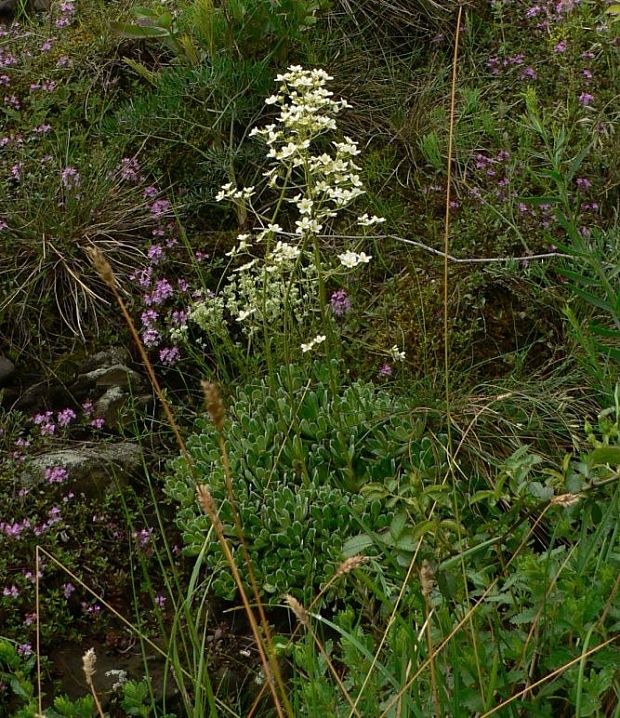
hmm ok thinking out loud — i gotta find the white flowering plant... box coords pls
[180,65,385,361]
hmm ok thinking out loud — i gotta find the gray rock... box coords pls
[0,0,49,17]
[0,355,15,386]
[94,386,153,432]
[70,359,149,416]
[79,347,131,374]
[26,442,144,497]
[84,364,146,391]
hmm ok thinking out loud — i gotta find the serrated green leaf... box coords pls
[342,533,375,557]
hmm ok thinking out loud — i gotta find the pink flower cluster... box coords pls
[55,0,77,28]
[125,181,191,367]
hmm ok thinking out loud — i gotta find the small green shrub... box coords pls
[114,0,328,66]
[166,363,416,600]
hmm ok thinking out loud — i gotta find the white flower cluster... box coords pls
[249,65,384,239]
[337,251,372,268]
[215,183,255,203]
[389,345,406,362]
[181,66,388,356]
[300,334,326,353]
[188,246,317,339]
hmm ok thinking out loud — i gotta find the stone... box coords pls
[26,442,144,497]
[93,387,153,431]
[71,363,145,395]
[79,347,131,374]
[15,379,72,414]
[0,355,15,386]
[0,0,49,19]
[87,364,146,390]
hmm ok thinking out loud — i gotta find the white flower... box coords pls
[301,334,326,353]
[297,197,314,215]
[234,259,258,273]
[264,94,280,105]
[358,213,386,227]
[338,251,372,268]
[334,138,360,156]
[389,345,406,362]
[237,308,256,322]
[271,241,301,262]
[225,236,251,257]
[232,186,255,200]
[295,217,323,235]
[215,182,233,202]
[105,669,128,692]
[257,223,284,241]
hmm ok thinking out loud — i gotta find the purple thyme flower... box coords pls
[159,346,180,365]
[117,157,141,182]
[141,309,159,327]
[61,166,80,190]
[147,244,164,264]
[330,289,352,317]
[142,328,161,347]
[150,199,171,216]
[57,408,76,427]
[144,278,174,306]
[44,466,68,484]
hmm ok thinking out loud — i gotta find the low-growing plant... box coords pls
[113,0,329,66]
[166,362,417,600]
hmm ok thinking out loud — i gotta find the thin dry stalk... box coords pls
[438,9,487,704]
[598,573,620,628]
[348,538,422,717]
[248,555,370,718]
[517,544,577,701]
[442,3,462,417]
[479,634,619,717]
[196,485,290,718]
[310,555,369,609]
[200,382,292,717]
[35,547,43,717]
[35,546,197,686]
[82,648,105,718]
[89,247,290,715]
[286,595,362,718]
[419,561,440,716]
[284,594,310,629]
[86,246,190,464]
[378,505,554,718]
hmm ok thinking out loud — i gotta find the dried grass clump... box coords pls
[0,152,170,343]
[333,0,460,36]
